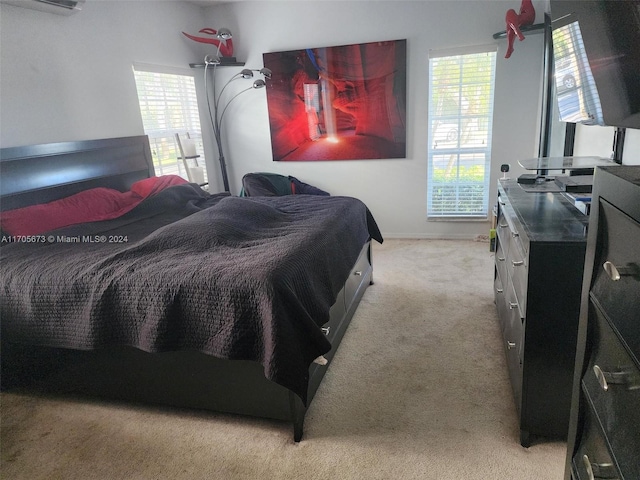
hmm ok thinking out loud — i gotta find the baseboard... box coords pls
[379,233,486,240]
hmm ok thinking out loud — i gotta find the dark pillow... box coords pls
[241,172,329,197]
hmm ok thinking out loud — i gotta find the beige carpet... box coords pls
[0,239,566,479]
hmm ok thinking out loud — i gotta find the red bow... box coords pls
[182,28,234,57]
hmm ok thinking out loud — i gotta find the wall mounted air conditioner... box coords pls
[0,0,85,15]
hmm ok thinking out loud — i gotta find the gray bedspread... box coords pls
[0,184,382,402]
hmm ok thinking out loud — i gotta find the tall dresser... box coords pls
[494,179,589,447]
[564,166,640,480]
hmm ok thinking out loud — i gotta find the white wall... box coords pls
[572,124,640,165]
[202,0,548,238]
[572,124,616,158]
[0,0,208,145]
[1,0,549,239]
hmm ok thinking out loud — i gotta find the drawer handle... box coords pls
[511,232,519,238]
[321,327,330,336]
[582,455,595,480]
[507,341,516,350]
[603,261,621,281]
[499,223,508,228]
[512,260,524,267]
[509,302,518,310]
[498,256,505,262]
[353,271,362,276]
[496,288,504,294]
[593,364,637,391]
[603,261,639,281]
[582,455,619,480]
[593,365,612,391]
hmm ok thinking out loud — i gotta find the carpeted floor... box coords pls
[0,239,567,479]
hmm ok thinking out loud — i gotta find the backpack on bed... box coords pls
[240,173,330,197]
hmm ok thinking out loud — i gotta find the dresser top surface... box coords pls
[499,179,589,243]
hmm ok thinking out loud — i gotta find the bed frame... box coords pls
[0,135,373,442]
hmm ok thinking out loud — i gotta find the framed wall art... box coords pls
[263,39,407,161]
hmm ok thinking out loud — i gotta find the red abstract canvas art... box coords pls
[263,39,407,161]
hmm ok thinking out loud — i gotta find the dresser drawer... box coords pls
[508,235,528,314]
[495,240,508,289]
[581,302,640,480]
[344,244,372,311]
[504,282,524,407]
[590,199,640,365]
[505,276,525,330]
[495,275,510,336]
[325,289,346,338]
[572,406,620,480]
[498,201,529,311]
[495,271,524,391]
[495,275,522,338]
[499,215,524,264]
[496,207,511,259]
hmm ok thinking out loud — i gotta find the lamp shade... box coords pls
[259,68,272,79]
[216,28,232,40]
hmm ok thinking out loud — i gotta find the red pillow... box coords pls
[130,175,187,197]
[0,187,141,236]
[0,175,191,236]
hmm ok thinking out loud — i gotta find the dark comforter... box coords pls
[0,184,382,403]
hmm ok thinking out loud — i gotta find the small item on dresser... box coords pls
[564,193,591,216]
[517,173,540,184]
[554,175,594,193]
[574,200,591,216]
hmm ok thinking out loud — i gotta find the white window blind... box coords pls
[133,67,207,183]
[427,50,496,218]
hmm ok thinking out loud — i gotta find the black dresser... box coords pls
[494,179,588,447]
[565,166,640,480]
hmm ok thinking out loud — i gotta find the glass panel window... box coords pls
[427,50,496,218]
[133,67,207,183]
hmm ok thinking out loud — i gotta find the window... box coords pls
[133,65,207,183]
[427,49,496,218]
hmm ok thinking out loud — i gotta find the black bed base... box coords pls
[1,241,373,442]
[1,136,375,442]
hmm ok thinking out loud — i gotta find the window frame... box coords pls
[427,47,497,219]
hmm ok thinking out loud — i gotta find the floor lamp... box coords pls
[203,43,271,192]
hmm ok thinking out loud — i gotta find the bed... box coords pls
[0,135,382,441]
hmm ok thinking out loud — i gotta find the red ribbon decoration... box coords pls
[182,28,234,57]
[505,0,535,59]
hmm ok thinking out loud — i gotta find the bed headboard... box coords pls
[0,136,154,212]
